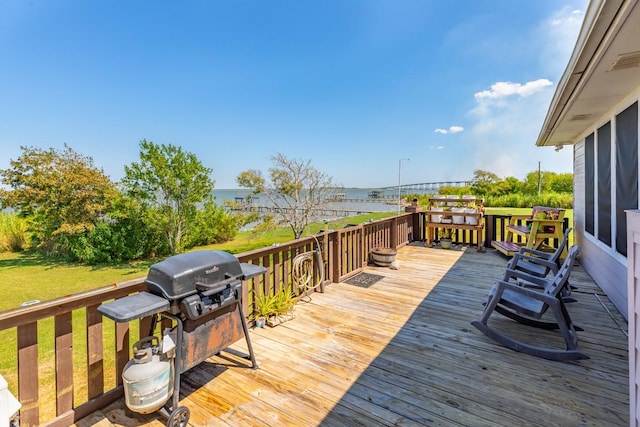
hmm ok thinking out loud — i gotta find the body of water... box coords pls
[213,188,415,214]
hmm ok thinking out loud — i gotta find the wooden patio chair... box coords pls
[471,246,588,361]
[491,206,566,257]
[504,227,576,301]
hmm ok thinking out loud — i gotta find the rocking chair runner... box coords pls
[471,246,588,361]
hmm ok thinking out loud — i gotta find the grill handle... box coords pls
[195,275,238,295]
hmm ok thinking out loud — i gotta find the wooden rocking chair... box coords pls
[471,246,588,361]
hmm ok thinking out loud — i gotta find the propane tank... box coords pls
[122,336,174,414]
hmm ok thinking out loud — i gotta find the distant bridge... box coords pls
[379,181,472,192]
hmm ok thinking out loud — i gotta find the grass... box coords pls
[202,211,397,254]
[0,251,154,311]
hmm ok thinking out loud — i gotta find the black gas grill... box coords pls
[144,250,255,319]
[98,250,266,425]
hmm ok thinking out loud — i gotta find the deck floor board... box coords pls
[77,245,629,427]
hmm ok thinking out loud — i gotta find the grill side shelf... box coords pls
[240,263,267,280]
[98,291,170,322]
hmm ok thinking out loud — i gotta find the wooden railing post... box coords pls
[332,230,341,283]
[484,214,495,248]
[391,217,399,249]
[411,212,421,242]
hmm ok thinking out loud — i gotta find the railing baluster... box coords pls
[114,320,129,386]
[17,321,39,426]
[86,304,104,400]
[54,312,73,415]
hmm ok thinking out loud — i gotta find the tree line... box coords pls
[0,144,336,263]
[0,141,245,263]
[411,169,573,209]
[0,142,573,263]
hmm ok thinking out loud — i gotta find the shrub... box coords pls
[485,192,572,209]
[186,202,240,248]
[0,212,29,252]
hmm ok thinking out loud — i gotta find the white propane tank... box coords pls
[0,374,21,427]
[122,336,174,414]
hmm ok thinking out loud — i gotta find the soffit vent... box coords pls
[570,114,592,121]
[608,51,640,71]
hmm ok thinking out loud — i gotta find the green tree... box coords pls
[236,153,337,239]
[121,139,215,255]
[470,169,502,196]
[0,145,117,254]
[549,173,573,193]
[491,176,523,196]
[523,170,562,195]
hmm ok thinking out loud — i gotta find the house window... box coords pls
[585,133,595,236]
[615,101,639,256]
[597,122,612,246]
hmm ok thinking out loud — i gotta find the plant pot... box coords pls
[267,313,295,327]
[370,247,397,267]
[255,316,266,328]
[440,238,452,249]
[452,207,466,224]
[430,207,443,223]
[465,208,478,225]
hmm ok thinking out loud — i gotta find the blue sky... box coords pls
[1,0,587,189]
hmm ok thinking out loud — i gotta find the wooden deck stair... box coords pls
[75,244,629,427]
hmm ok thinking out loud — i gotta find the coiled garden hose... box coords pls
[292,247,324,293]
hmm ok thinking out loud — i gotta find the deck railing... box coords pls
[0,212,565,426]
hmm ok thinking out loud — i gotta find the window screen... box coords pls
[585,133,595,235]
[615,101,638,256]
[597,122,612,246]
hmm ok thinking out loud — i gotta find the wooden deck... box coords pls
[75,244,629,427]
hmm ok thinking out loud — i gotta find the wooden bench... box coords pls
[491,206,566,257]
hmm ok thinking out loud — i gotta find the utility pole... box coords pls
[537,161,541,196]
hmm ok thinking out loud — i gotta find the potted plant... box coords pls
[464,200,479,225]
[267,286,296,327]
[439,228,452,249]
[255,290,277,328]
[440,206,452,223]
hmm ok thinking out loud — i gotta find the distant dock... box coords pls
[228,204,375,218]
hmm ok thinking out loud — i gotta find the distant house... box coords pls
[536,0,640,422]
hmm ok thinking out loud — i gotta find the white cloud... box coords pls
[537,5,586,77]
[435,126,464,135]
[474,79,553,101]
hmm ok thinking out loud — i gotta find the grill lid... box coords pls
[145,250,244,300]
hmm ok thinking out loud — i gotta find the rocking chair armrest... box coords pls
[503,268,551,288]
[517,246,553,259]
[495,280,558,305]
[516,253,557,270]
